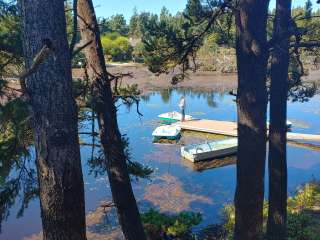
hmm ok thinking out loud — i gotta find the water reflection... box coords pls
[1,89,320,239]
[0,99,37,234]
[182,157,236,172]
[142,173,213,213]
[143,88,230,110]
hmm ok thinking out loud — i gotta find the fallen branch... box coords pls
[107,71,133,81]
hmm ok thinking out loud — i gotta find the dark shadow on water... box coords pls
[181,156,236,172]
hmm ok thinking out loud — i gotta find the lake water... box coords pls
[1,89,320,239]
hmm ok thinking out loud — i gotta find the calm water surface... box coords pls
[1,89,320,239]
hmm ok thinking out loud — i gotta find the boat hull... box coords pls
[181,138,238,162]
[159,117,179,123]
[153,133,181,142]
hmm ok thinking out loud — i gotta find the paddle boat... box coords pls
[152,125,181,141]
[181,138,238,162]
[158,111,193,123]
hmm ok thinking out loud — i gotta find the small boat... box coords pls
[152,125,181,141]
[286,120,293,129]
[267,120,292,129]
[158,111,193,123]
[181,138,238,162]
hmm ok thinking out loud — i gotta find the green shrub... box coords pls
[132,42,145,63]
[220,182,320,239]
[101,33,133,62]
[288,182,320,212]
[287,212,318,240]
[141,209,202,239]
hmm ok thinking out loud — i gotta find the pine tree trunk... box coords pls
[19,1,87,239]
[234,1,269,239]
[267,0,291,238]
[77,1,147,239]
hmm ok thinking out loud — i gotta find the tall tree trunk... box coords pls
[267,0,291,238]
[234,1,269,239]
[19,1,87,239]
[77,1,147,239]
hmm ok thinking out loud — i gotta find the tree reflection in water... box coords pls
[0,98,37,232]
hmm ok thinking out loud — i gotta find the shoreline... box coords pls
[2,63,319,103]
[73,63,238,96]
[73,63,320,96]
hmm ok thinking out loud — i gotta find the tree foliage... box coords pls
[141,209,202,239]
[0,1,22,74]
[101,32,133,61]
[100,14,129,35]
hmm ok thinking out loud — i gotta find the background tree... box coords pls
[100,14,129,35]
[18,0,87,239]
[129,7,141,38]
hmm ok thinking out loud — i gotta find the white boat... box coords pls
[286,120,293,128]
[181,138,238,162]
[152,125,181,141]
[267,120,292,129]
[158,111,193,123]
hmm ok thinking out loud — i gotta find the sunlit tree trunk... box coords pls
[77,1,147,239]
[234,0,269,239]
[267,0,291,238]
[18,1,87,239]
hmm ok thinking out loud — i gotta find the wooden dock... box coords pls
[177,119,320,142]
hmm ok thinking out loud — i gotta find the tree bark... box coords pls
[19,1,87,239]
[234,1,269,239]
[76,1,147,239]
[267,0,291,238]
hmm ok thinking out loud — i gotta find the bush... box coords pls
[220,182,320,239]
[288,181,320,212]
[132,42,145,63]
[101,33,133,62]
[287,212,318,240]
[141,209,202,239]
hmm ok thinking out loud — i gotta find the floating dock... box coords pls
[177,119,320,142]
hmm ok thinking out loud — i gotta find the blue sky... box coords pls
[93,0,319,21]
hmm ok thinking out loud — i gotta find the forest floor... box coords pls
[72,63,320,96]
